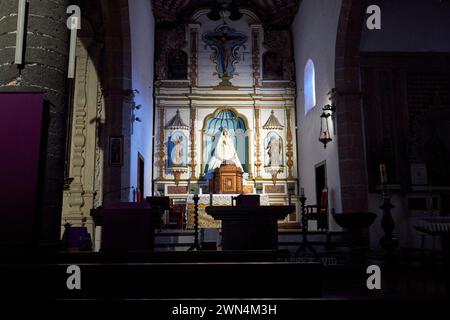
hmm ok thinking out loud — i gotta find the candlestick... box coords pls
[296,194,318,260]
[209,193,213,206]
[380,193,398,260]
[288,193,292,205]
[379,163,387,185]
[189,193,201,251]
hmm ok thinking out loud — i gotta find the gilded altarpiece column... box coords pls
[286,108,294,179]
[251,25,262,88]
[190,106,197,180]
[158,106,166,180]
[255,108,262,178]
[189,24,200,87]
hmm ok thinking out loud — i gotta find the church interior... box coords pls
[1,0,450,305]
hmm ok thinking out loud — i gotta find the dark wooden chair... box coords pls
[167,204,186,229]
[305,187,329,232]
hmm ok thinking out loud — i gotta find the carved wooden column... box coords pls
[158,106,166,180]
[251,25,262,88]
[250,24,262,181]
[286,108,294,179]
[190,105,197,180]
[93,80,105,209]
[189,24,200,87]
[68,39,88,216]
[63,38,103,239]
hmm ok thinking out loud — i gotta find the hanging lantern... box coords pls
[319,111,332,148]
[318,89,337,149]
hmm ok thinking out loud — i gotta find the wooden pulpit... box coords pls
[210,164,243,194]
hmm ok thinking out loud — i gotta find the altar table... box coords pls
[186,194,270,229]
[206,205,295,250]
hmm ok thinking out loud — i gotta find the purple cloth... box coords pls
[0,92,44,246]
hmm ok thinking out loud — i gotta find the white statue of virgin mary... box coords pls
[207,128,243,172]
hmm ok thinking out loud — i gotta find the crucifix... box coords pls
[203,25,247,86]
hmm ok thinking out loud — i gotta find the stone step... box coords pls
[154,230,347,252]
[1,260,322,299]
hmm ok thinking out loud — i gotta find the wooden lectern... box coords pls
[91,202,163,252]
[210,164,243,194]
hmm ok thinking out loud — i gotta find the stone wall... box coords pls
[0,0,69,247]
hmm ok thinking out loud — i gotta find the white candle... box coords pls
[66,5,81,79]
[15,0,27,65]
[67,29,77,78]
[300,188,305,197]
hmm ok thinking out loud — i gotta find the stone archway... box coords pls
[59,0,131,240]
[334,0,368,212]
[61,0,134,247]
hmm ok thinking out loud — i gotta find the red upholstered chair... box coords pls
[168,204,186,229]
[146,197,185,230]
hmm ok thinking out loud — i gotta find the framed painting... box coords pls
[109,136,123,166]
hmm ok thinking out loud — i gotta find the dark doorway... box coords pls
[315,162,327,208]
[137,154,145,203]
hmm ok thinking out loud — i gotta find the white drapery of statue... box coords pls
[207,128,243,171]
[266,135,282,167]
[171,135,184,165]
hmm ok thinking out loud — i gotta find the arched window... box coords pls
[304,59,316,115]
